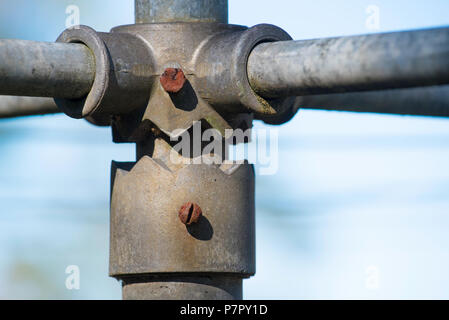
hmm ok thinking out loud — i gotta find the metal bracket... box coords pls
[110,139,255,299]
[52,22,296,299]
[54,23,298,130]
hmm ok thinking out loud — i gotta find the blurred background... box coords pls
[0,0,449,299]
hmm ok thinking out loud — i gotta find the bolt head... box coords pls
[160,68,186,93]
[179,202,202,225]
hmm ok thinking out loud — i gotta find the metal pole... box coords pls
[135,0,228,23]
[0,39,95,98]
[0,96,59,118]
[297,85,449,117]
[247,27,449,98]
[114,0,250,301]
[2,83,449,121]
[3,86,448,119]
[122,276,243,300]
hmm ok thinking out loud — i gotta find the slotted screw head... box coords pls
[160,68,186,93]
[179,202,202,225]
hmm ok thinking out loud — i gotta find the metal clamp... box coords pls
[55,25,154,122]
[54,23,298,128]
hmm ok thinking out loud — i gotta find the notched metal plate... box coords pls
[109,140,255,278]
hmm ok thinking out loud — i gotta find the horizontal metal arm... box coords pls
[2,26,449,120]
[248,27,449,98]
[0,96,59,118]
[2,85,448,119]
[297,85,449,117]
[0,39,95,99]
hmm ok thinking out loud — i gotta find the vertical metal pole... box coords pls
[115,0,252,300]
[135,0,228,24]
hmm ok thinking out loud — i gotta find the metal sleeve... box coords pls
[247,27,449,98]
[0,39,95,99]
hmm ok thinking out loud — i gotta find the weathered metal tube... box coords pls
[135,0,228,23]
[54,26,155,120]
[3,85,447,119]
[248,27,449,98]
[0,39,95,98]
[122,276,242,300]
[0,96,59,118]
[297,85,449,117]
[110,140,255,300]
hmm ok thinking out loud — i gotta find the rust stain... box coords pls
[160,68,186,93]
[178,202,202,225]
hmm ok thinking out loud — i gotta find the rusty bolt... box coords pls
[160,68,186,93]
[179,202,202,225]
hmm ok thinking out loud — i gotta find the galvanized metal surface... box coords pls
[0,39,94,99]
[135,0,228,24]
[190,23,296,121]
[297,85,449,117]
[3,85,449,119]
[4,0,449,302]
[248,27,449,98]
[110,139,255,278]
[122,276,242,300]
[0,96,59,118]
[110,23,240,137]
[2,24,449,120]
[107,22,297,138]
[55,26,154,119]
[111,0,256,299]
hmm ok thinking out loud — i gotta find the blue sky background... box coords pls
[0,0,449,299]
